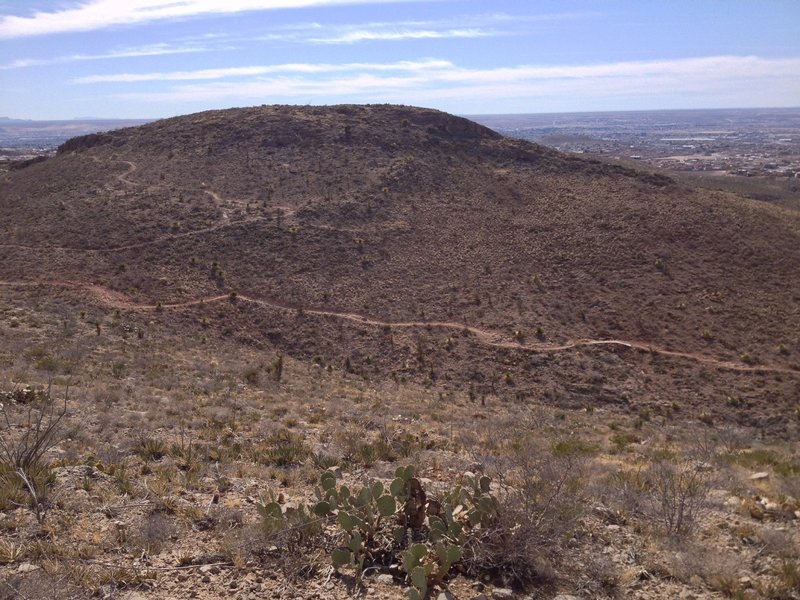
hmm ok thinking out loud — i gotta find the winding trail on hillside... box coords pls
[1,279,798,377]
[3,156,798,376]
[1,157,407,254]
[115,157,298,221]
[0,208,394,253]
[0,218,271,253]
[0,157,302,253]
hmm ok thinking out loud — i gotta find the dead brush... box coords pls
[581,554,620,596]
[756,528,799,560]
[2,567,92,600]
[464,435,595,588]
[132,511,174,556]
[643,447,712,537]
[0,382,68,521]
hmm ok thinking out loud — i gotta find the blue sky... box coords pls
[1,0,798,119]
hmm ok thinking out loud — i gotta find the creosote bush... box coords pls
[643,448,711,537]
[610,445,712,538]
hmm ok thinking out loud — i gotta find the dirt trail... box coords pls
[0,157,301,253]
[0,209,402,253]
[2,279,798,376]
[117,159,137,185]
[0,218,272,253]
[2,156,403,255]
[3,157,797,376]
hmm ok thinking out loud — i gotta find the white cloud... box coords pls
[308,27,491,43]
[73,59,452,83]
[100,55,800,110]
[0,0,413,39]
[255,12,596,44]
[0,43,218,70]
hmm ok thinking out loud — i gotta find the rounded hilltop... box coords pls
[54,103,668,198]
[58,104,503,155]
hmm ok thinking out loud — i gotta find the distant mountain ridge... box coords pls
[0,118,154,148]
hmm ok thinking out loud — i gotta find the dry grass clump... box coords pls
[659,542,742,593]
[252,428,310,467]
[329,418,418,468]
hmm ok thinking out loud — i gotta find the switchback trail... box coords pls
[0,157,298,253]
[0,157,401,253]
[2,279,798,376]
[0,217,270,253]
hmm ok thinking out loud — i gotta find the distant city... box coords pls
[472,107,800,179]
[2,108,800,180]
[0,117,150,161]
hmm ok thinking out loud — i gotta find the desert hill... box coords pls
[1,104,799,429]
[3,105,800,600]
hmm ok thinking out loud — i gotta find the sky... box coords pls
[0,0,799,120]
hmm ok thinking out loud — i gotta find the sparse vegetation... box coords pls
[1,104,798,598]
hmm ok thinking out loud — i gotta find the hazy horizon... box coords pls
[2,105,799,125]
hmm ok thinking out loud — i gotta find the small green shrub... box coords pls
[610,431,639,453]
[242,365,261,385]
[726,449,799,477]
[133,436,167,462]
[260,429,308,467]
